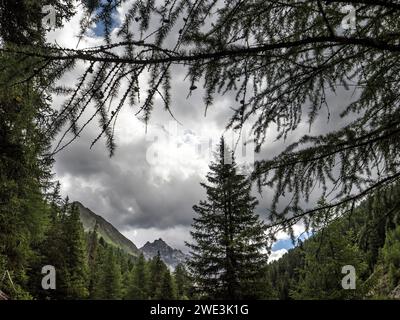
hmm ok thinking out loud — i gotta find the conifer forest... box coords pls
[1,0,400,303]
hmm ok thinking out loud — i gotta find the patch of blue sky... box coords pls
[271,231,312,251]
[91,1,121,37]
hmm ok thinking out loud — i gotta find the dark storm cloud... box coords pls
[51,3,363,245]
[54,125,206,231]
[48,2,241,245]
[52,51,234,235]
[53,64,357,234]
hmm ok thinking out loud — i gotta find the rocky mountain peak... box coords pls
[140,238,188,269]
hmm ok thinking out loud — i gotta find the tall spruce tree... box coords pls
[88,237,108,299]
[0,0,74,299]
[126,253,149,300]
[174,263,191,300]
[99,249,123,300]
[159,269,176,300]
[148,252,168,300]
[87,224,99,296]
[63,202,90,299]
[187,138,267,299]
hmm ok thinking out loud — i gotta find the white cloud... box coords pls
[274,223,307,241]
[268,249,288,263]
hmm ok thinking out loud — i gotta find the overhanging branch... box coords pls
[2,35,400,66]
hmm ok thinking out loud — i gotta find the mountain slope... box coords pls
[74,201,140,257]
[140,238,189,269]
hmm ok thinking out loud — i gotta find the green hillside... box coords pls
[265,183,400,300]
[74,201,140,257]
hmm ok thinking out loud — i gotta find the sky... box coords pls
[45,1,357,261]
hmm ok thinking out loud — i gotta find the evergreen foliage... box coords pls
[174,263,191,300]
[291,220,367,299]
[266,183,400,300]
[0,0,184,301]
[382,226,400,290]
[159,268,176,300]
[187,138,268,299]
[126,253,148,300]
